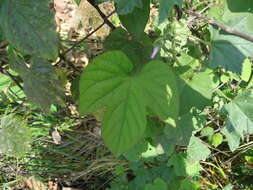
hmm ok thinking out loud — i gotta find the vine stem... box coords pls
[183,8,253,43]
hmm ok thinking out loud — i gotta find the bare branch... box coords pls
[87,0,116,30]
[183,8,253,43]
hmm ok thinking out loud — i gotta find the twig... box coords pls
[87,0,116,30]
[61,10,116,56]
[183,8,253,43]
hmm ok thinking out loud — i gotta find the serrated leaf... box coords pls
[118,0,150,38]
[9,52,65,112]
[79,51,178,155]
[115,0,143,15]
[222,90,253,151]
[1,0,59,59]
[0,114,31,157]
[187,136,211,163]
[159,0,183,23]
[174,67,213,115]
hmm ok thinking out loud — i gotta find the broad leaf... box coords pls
[118,0,150,38]
[222,90,253,151]
[187,136,211,163]
[209,26,253,74]
[9,52,65,112]
[174,67,213,115]
[115,0,143,15]
[79,51,178,155]
[208,0,253,74]
[159,0,183,23]
[1,0,59,59]
[0,114,31,157]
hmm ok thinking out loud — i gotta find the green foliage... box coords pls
[79,51,178,155]
[222,90,253,151]
[187,136,211,163]
[0,114,31,157]
[118,0,150,38]
[9,50,65,112]
[1,0,253,189]
[0,0,59,60]
[159,0,183,23]
[115,0,143,15]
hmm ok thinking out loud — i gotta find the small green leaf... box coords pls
[74,0,82,5]
[159,0,183,23]
[1,0,59,59]
[0,114,31,157]
[241,59,252,82]
[210,133,223,147]
[118,0,150,38]
[201,127,214,137]
[187,136,211,163]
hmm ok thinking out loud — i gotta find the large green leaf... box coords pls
[174,67,213,115]
[0,114,31,157]
[9,52,65,112]
[209,26,253,75]
[115,0,143,15]
[222,90,253,151]
[208,0,253,74]
[1,0,59,59]
[79,51,178,155]
[159,0,183,23]
[118,0,150,38]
